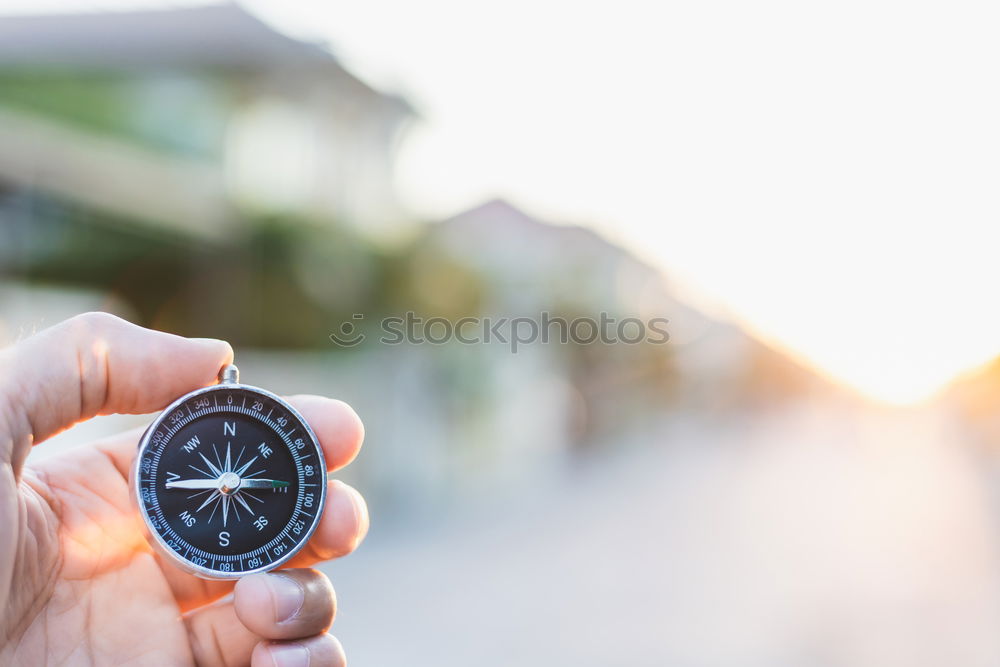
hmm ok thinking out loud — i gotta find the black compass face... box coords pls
[135,386,325,577]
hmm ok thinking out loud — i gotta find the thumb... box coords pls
[0,312,233,477]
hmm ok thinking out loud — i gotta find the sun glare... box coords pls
[263,0,1000,406]
[18,0,992,405]
[721,267,1000,405]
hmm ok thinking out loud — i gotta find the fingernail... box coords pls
[269,642,310,667]
[334,480,370,546]
[348,484,370,544]
[266,574,305,623]
[191,337,228,348]
[191,337,234,359]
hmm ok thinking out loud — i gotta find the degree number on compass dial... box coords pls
[135,385,326,579]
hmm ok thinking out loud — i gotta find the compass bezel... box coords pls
[130,381,328,580]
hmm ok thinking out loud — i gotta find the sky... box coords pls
[3,0,1000,403]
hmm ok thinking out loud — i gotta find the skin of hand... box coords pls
[0,313,369,666]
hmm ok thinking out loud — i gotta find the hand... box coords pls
[0,313,369,666]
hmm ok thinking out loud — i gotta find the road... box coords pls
[322,404,1000,666]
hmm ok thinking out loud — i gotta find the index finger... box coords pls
[0,312,233,475]
[283,395,364,472]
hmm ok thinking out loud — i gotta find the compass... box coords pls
[132,364,326,579]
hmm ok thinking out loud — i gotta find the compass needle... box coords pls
[166,478,220,490]
[241,478,291,490]
[133,365,327,578]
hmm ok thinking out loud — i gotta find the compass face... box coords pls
[134,385,326,579]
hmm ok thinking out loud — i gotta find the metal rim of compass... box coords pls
[130,369,328,580]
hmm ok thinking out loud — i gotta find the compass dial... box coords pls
[134,381,326,579]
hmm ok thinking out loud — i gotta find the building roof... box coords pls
[438,198,654,266]
[0,2,414,113]
[0,3,344,70]
[0,1,414,116]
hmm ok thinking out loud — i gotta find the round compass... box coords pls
[132,364,326,579]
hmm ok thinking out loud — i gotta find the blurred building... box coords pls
[0,4,839,520]
[396,199,838,468]
[0,2,412,242]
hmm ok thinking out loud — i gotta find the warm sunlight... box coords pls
[251,0,1000,404]
[656,223,1000,405]
[8,3,1000,665]
[5,0,998,403]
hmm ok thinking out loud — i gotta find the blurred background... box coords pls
[3,1,1000,665]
